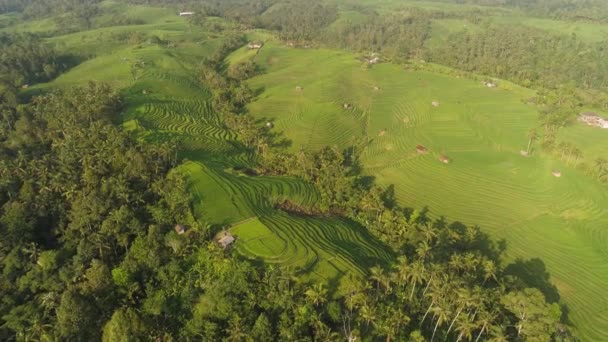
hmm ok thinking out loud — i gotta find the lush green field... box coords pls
[8,1,608,338]
[245,42,608,340]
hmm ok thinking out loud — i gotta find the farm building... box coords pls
[367,56,380,64]
[174,224,186,235]
[416,145,428,154]
[179,11,194,16]
[431,101,440,107]
[579,112,608,129]
[439,155,450,164]
[248,41,264,49]
[218,233,235,248]
[552,170,562,178]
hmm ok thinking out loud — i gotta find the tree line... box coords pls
[0,33,75,88]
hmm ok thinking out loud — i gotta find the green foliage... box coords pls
[0,33,71,87]
[102,308,148,341]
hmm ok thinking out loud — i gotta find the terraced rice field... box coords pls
[246,43,608,340]
[118,47,394,283]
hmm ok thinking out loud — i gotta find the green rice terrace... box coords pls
[4,0,608,340]
[244,43,608,339]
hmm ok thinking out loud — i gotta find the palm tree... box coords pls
[446,288,472,335]
[430,303,451,342]
[370,266,385,293]
[392,256,410,289]
[482,259,498,285]
[408,261,425,300]
[419,222,438,244]
[455,314,476,341]
[475,310,497,342]
[359,303,377,329]
[305,283,328,307]
[416,241,432,261]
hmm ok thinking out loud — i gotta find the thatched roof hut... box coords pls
[218,233,235,248]
[343,103,353,109]
[431,101,440,107]
[416,145,428,154]
[295,86,303,91]
[439,155,450,164]
[552,170,562,178]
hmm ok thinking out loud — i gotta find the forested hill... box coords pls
[0,0,604,340]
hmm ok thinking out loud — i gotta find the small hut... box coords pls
[343,103,353,109]
[520,150,529,157]
[431,101,440,107]
[295,86,303,91]
[373,86,380,91]
[266,122,274,128]
[21,84,29,89]
[179,11,194,16]
[485,81,498,88]
[552,170,562,178]
[416,145,428,154]
[174,224,186,235]
[579,112,608,129]
[218,233,235,249]
[247,41,264,49]
[439,155,450,164]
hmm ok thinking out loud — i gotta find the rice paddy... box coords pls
[245,42,608,341]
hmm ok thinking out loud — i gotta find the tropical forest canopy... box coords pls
[0,0,606,341]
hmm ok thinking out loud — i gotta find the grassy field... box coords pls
[245,42,608,340]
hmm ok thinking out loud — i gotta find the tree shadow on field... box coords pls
[504,257,561,304]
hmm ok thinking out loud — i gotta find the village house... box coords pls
[579,112,608,129]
